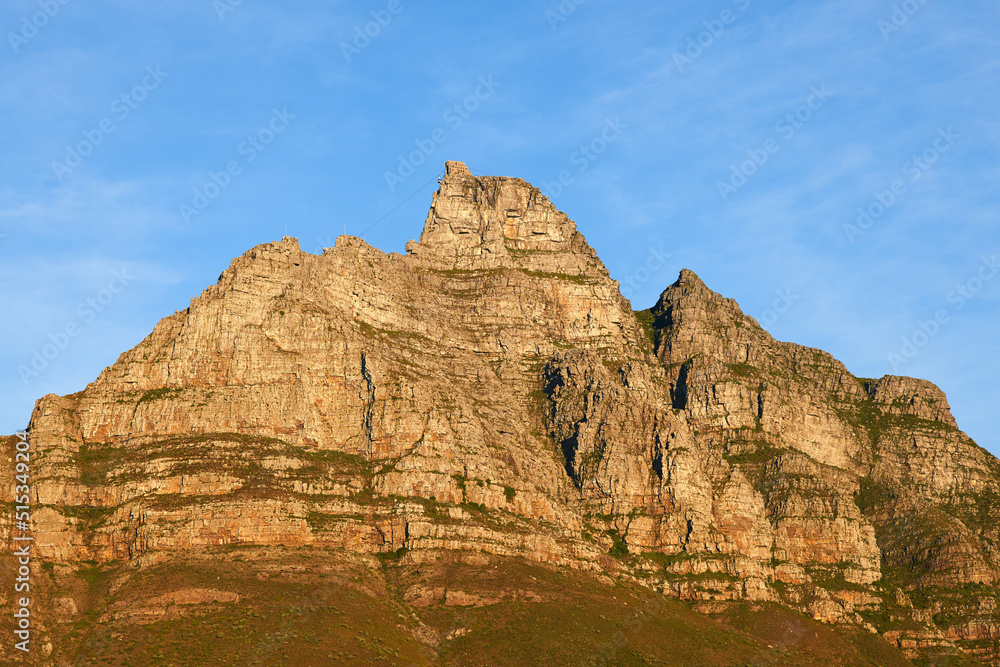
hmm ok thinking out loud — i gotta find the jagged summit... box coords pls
[404,160,600,272]
[650,267,958,431]
[6,161,1000,665]
[672,267,708,288]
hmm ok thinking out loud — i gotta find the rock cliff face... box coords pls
[3,161,999,665]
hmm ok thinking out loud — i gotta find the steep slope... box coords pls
[2,161,997,665]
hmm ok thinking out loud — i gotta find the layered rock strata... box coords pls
[3,161,998,664]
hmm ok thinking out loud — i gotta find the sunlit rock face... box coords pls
[8,162,999,665]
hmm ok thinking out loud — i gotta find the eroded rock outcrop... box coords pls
[3,161,998,665]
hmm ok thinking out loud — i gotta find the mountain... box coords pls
[3,161,998,666]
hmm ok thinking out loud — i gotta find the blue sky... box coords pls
[1,0,997,456]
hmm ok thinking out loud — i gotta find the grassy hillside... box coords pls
[16,546,928,666]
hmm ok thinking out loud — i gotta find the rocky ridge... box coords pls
[2,161,998,665]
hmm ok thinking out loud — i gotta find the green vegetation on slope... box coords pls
[19,548,918,667]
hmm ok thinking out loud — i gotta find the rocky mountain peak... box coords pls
[654,268,735,318]
[404,160,598,270]
[5,161,999,666]
[673,267,709,290]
